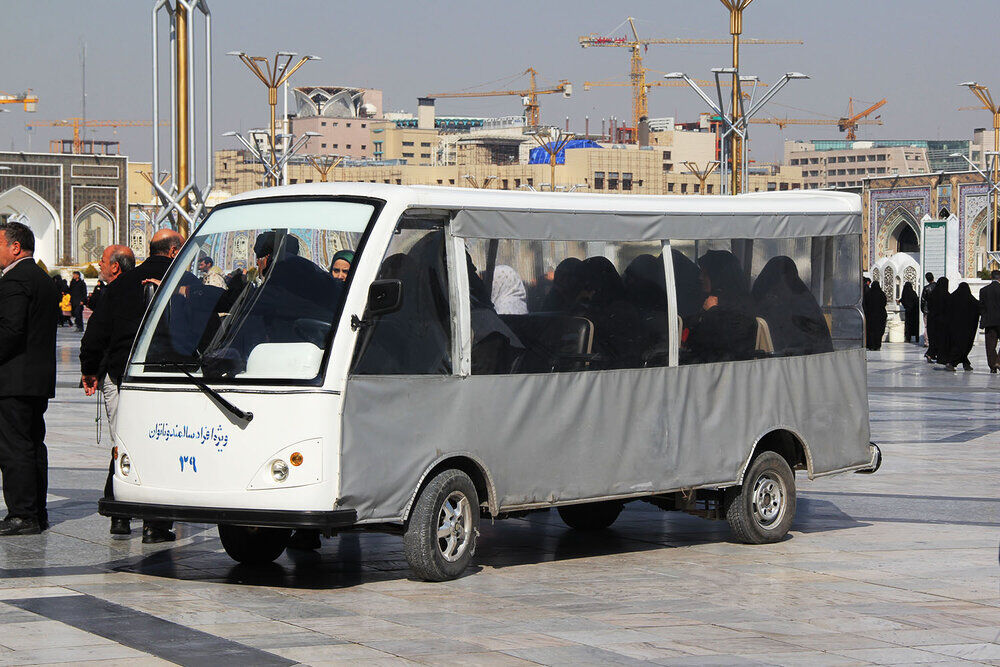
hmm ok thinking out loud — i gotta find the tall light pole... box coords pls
[228,51,319,184]
[665,70,807,194]
[683,160,719,194]
[720,0,755,194]
[306,154,344,182]
[526,128,574,191]
[225,130,319,188]
[959,82,1000,254]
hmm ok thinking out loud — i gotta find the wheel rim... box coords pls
[751,471,786,529]
[436,491,472,562]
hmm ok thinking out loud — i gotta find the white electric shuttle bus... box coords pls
[100,184,880,581]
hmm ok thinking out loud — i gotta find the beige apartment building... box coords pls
[785,140,930,189]
[369,122,440,164]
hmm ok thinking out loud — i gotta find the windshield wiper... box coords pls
[136,360,254,423]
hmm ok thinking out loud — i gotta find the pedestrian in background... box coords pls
[941,282,979,372]
[0,221,58,535]
[980,269,1000,373]
[900,282,920,344]
[69,270,87,332]
[925,277,950,363]
[80,229,183,542]
[920,272,936,348]
[863,280,887,351]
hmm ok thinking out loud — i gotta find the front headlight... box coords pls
[270,459,289,482]
[119,454,131,477]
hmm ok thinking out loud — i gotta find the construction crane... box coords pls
[427,68,572,128]
[23,118,167,154]
[750,97,887,140]
[0,90,38,112]
[579,17,801,137]
[584,73,759,99]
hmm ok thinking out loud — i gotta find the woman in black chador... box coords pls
[899,282,920,344]
[684,250,758,363]
[924,277,950,362]
[751,255,833,356]
[940,281,980,371]
[863,280,888,351]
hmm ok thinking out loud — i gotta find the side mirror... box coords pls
[367,279,403,318]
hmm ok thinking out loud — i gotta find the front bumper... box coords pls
[98,499,357,530]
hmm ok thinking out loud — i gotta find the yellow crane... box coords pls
[0,90,37,112]
[750,97,887,140]
[584,72,759,99]
[579,17,801,137]
[24,118,167,154]
[427,68,572,128]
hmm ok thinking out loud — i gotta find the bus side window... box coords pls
[676,241,759,364]
[749,239,833,357]
[465,239,669,373]
[352,227,452,375]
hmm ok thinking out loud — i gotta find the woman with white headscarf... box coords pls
[490,265,528,315]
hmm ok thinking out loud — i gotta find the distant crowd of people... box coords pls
[865,270,1000,373]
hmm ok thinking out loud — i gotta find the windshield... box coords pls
[128,198,378,382]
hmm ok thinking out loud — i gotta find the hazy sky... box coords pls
[2,0,998,164]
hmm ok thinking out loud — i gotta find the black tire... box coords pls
[725,450,796,544]
[404,469,479,582]
[218,524,291,565]
[557,501,623,531]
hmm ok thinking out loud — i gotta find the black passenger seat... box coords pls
[500,313,595,373]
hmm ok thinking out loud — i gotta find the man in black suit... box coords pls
[69,270,88,332]
[81,228,184,542]
[980,269,1000,374]
[0,221,58,535]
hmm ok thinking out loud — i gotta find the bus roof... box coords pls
[226,183,861,241]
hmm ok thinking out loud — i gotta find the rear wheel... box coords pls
[404,469,479,581]
[725,450,796,544]
[557,501,623,531]
[218,525,291,565]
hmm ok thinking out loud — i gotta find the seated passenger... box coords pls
[200,232,345,375]
[683,250,758,363]
[330,249,354,282]
[623,254,669,361]
[542,257,585,312]
[468,256,523,374]
[491,265,528,315]
[751,256,833,356]
[580,256,643,369]
[671,249,703,322]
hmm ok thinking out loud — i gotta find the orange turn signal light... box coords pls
[290,452,303,466]
[112,446,118,460]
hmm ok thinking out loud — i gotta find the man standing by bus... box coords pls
[81,229,184,542]
[0,221,58,535]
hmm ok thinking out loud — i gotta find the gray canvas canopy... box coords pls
[451,208,861,241]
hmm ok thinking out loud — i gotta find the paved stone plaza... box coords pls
[0,331,996,666]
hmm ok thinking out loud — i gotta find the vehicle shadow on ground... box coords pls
[107,498,870,590]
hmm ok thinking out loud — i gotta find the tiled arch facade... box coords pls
[862,172,992,277]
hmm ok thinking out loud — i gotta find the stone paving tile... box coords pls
[411,652,539,666]
[831,645,963,664]
[922,643,1000,661]
[0,644,155,665]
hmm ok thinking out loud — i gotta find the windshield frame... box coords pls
[123,194,386,387]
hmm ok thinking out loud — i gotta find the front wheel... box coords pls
[404,469,479,581]
[218,525,291,565]
[725,450,796,544]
